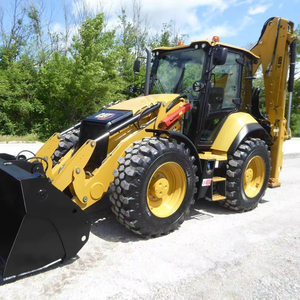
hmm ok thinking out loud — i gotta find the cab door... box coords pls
[197,51,244,149]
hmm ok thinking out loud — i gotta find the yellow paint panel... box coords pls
[212,177,226,182]
[72,126,155,210]
[35,133,61,176]
[212,194,226,201]
[211,112,257,152]
[109,94,179,114]
[199,153,227,161]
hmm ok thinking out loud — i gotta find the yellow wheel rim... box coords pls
[147,162,187,218]
[243,156,265,198]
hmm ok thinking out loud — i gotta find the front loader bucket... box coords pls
[0,158,90,281]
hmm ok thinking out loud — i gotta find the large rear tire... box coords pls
[51,130,79,166]
[220,138,270,212]
[110,137,198,237]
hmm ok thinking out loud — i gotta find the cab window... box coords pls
[209,52,241,112]
[199,51,242,143]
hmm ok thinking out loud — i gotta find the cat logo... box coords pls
[95,113,116,120]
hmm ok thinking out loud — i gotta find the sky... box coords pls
[1,0,300,49]
[58,0,299,48]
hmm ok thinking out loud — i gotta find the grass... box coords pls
[0,134,40,143]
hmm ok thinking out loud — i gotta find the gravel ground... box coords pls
[0,140,300,299]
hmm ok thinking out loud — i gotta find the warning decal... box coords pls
[202,179,212,187]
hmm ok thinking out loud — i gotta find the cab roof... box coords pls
[153,40,259,60]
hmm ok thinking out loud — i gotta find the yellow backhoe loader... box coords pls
[0,16,298,281]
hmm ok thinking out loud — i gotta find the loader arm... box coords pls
[250,17,298,187]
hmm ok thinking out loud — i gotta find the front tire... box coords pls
[221,138,270,212]
[110,137,198,237]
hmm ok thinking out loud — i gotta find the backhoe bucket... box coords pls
[0,157,90,281]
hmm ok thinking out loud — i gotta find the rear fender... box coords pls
[211,112,272,153]
[228,123,273,155]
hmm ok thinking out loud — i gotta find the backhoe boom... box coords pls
[251,17,298,187]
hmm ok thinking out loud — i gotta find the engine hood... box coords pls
[108,94,179,114]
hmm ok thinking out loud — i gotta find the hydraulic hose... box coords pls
[287,38,298,135]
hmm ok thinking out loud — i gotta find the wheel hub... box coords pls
[147,162,187,218]
[243,155,265,198]
[245,168,254,183]
[149,176,169,199]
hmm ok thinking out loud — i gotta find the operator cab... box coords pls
[149,40,259,150]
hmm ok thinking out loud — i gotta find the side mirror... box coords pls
[213,47,228,66]
[193,81,205,92]
[133,59,141,73]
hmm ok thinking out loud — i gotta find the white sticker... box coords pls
[95,113,115,120]
[202,179,212,186]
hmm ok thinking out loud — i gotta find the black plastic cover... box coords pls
[79,109,133,166]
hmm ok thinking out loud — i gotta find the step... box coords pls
[212,176,226,182]
[212,194,226,201]
[199,152,227,161]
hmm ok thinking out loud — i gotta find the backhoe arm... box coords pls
[251,17,298,187]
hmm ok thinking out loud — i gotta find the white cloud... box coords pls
[52,23,64,34]
[193,24,238,41]
[189,15,254,44]
[66,0,265,48]
[248,4,272,15]
[70,0,254,44]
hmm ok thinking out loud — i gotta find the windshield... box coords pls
[150,48,206,96]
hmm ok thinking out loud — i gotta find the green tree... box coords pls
[116,7,150,96]
[70,13,123,105]
[151,21,188,48]
[0,53,41,135]
[36,13,123,137]
[0,0,27,70]
[289,24,300,136]
[0,1,190,139]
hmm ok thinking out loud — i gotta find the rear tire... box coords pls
[110,137,198,237]
[220,138,270,212]
[51,130,79,166]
